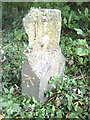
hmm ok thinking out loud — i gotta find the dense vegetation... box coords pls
[1,2,90,119]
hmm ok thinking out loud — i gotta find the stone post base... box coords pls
[22,48,65,102]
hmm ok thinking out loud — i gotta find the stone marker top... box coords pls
[23,8,61,22]
[23,8,62,52]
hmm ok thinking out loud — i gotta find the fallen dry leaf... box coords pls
[56,97,61,107]
[0,115,4,120]
[66,112,70,118]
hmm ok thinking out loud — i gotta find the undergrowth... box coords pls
[1,2,90,119]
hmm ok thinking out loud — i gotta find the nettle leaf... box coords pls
[68,113,78,118]
[76,48,88,56]
[74,28,84,35]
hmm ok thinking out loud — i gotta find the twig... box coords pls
[3,43,12,49]
[73,75,86,80]
[1,56,6,63]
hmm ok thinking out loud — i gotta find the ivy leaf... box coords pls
[63,17,67,25]
[74,28,84,35]
[76,48,88,56]
[77,39,87,46]
[68,113,78,118]
[12,103,21,112]
[66,94,73,110]
[48,79,54,84]
[4,88,9,93]
[32,97,38,104]
[77,107,83,113]
[10,86,14,93]
[52,106,55,113]
[0,102,8,107]
[0,97,4,102]
[56,110,62,118]
[85,8,88,17]
[76,2,83,6]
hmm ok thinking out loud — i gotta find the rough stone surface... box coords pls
[23,8,61,52]
[22,8,65,102]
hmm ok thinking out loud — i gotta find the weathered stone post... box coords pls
[22,8,65,102]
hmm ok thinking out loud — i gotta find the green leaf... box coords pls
[68,113,78,118]
[74,103,82,113]
[8,100,13,106]
[68,13,72,28]
[76,48,88,56]
[51,84,56,89]
[88,47,90,53]
[12,103,21,112]
[10,86,14,93]
[76,2,83,6]
[48,79,54,84]
[26,99,31,104]
[4,88,9,93]
[85,8,88,17]
[52,106,55,113]
[0,102,8,107]
[66,94,73,110]
[78,9,82,15]
[8,94,12,99]
[55,76,60,81]
[56,110,62,118]
[59,85,63,89]
[7,109,14,115]
[77,107,83,113]
[78,57,83,64]
[0,97,4,102]
[74,28,84,35]
[32,97,38,104]
[78,81,83,85]
[77,39,87,46]
[63,17,67,25]
[88,114,90,120]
